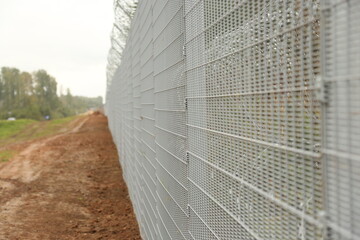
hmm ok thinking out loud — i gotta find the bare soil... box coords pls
[0,113,141,240]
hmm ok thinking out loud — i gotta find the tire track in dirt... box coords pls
[0,116,89,183]
[0,114,140,240]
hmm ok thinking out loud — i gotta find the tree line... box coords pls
[0,67,103,120]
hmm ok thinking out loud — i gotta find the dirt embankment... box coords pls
[0,114,141,240]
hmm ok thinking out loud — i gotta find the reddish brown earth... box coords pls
[0,113,141,240]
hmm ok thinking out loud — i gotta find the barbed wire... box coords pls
[106,0,137,90]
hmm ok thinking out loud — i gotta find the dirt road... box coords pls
[0,114,141,240]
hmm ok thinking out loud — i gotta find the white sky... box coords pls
[0,0,114,99]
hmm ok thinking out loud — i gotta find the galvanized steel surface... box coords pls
[106,0,360,239]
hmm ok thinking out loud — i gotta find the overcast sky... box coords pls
[0,0,113,99]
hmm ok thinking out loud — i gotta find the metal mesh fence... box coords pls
[322,1,360,239]
[106,0,360,239]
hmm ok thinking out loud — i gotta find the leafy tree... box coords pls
[1,67,20,110]
[33,70,60,118]
[18,72,33,108]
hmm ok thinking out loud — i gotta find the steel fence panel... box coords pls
[153,1,188,239]
[322,0,360,239]
[106,0,360,239]
[185,1,324,239]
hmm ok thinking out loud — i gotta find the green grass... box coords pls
[0,119,36,140]
[0,150,15,162]
[0,116,80,164]
[31,116,78,139]
[0,116,79,147]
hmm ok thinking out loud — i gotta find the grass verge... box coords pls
[0,150,15,162]
[31,116,78,139]
[0,119,36,141]
[0,115,79,147]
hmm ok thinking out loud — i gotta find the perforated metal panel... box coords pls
[185,1,325,239]
[106,0,360,239]
[153,1,188,239]
[322,1,360,239]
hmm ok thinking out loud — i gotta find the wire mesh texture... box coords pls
[105,0,360,239]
